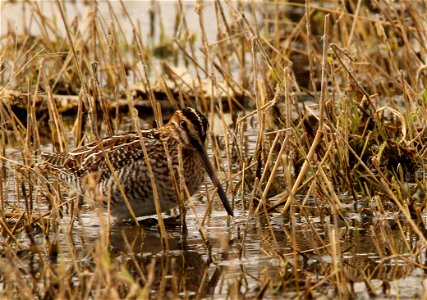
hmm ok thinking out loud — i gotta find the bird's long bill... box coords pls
[195,143,234,217]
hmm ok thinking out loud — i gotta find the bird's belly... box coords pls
[106,156,205,220]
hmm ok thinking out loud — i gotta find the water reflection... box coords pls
[108,224,215,298]
[71,208,235,298]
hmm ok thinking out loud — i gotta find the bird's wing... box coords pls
[41,130,160,177]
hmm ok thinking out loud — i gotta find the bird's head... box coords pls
[166,106,233,217]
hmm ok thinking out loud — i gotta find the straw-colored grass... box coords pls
[1,0,427,298]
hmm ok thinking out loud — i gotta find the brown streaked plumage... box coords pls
[40,107,233,220]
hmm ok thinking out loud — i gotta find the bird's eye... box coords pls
[180,120,188,129]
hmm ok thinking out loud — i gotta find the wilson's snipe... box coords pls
[40,107,233,220]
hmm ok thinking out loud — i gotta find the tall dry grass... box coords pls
[1,0,427,298]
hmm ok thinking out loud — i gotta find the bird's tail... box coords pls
[40,152,69,167]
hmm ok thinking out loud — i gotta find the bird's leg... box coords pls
[180,204,188,242]
[177,187,188,236]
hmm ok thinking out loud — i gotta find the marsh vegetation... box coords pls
[1,1,427,299]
